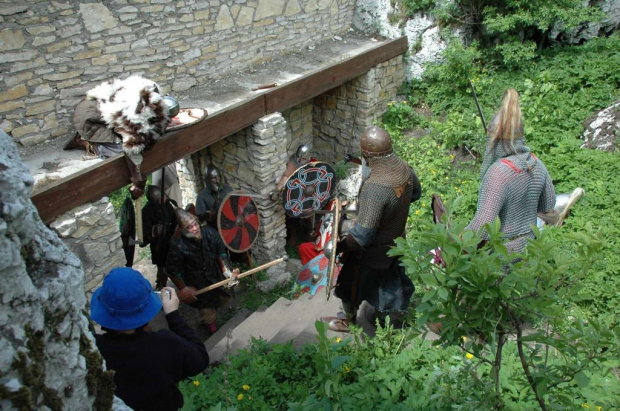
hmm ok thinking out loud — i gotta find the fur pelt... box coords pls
[86,75,169,155]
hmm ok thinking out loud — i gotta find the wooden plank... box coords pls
[32,155,130,225]
[32,97,266,224]
[265,37,407,113]
[141,96,265,174]
[30,37,407,224]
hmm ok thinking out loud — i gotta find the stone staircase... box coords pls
[204,293,377,365]
[149,287,438,366]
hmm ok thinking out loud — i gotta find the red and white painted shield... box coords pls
[217,192,260,253]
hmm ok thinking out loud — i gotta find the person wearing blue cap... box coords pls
[90,267,209,411]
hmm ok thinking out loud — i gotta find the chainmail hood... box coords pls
[366,152,411,188]
[480,137,531,180]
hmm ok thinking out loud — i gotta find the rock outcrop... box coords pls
[581,101,620,153]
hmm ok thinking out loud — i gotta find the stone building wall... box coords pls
[0,0,355,147]
[49,198,126,293]
[313,54,404,162]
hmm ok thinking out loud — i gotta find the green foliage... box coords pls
[381,100,428,136]
[109,185,132,216]
[180,339,317,410]
[494,39,538,70]
[421,38,483,112]
[395,0,604,67]
[399,0,435,15]
[391,205,620,409]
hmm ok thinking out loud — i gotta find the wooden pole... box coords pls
[195,256,288,295]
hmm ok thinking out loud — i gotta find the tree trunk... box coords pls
[0,130,122,410]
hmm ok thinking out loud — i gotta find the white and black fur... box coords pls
[86,75,169,155]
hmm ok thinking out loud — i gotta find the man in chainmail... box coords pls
[322,126,421,332]
[166,208,239,333]
[466,89,555,254]
[195,164,232,231]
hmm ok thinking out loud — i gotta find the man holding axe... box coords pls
[166,208,240,333]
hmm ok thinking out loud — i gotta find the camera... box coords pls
[154,290,171,301]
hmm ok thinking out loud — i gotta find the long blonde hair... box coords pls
[490,88,523,145]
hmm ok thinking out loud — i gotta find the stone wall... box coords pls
[313,54,404,162]
[49,198,126,293]
[0,0,355,147]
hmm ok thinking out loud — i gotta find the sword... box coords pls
[195,256,288,295]
[469,79,487,134]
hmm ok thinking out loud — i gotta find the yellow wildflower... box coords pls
[449,154,455,160]
[335,337,342,343]
[461,336,468,343]
[243,384,250,391]
[596,407,602,411]
[343,366,351,374]
[422,203,426,207]
[237,394,244,401]
[465,353,474,360]
[582,405,590,409]
[402,100,408,104]
[415,210,421,215]
[193,380,200,386]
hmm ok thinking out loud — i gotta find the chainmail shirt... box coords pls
[467,135,555,253]
[350,152,417,268]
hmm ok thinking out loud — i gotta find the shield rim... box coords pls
[326,197,340,300]
[217,191,260,253]
[281,161,336,218]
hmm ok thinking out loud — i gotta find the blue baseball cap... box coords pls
[90,267,162,331]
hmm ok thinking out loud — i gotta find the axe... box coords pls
[195,256,288,295]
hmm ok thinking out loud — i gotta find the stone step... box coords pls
[206,291,385,364]
[207,297,293,364]
[205,308,252,352]
[269,293,341,346]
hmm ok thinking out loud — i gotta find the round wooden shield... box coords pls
[326,197,340,300]
[217,192,260,253]
[282,162,336,218]
[296,254,330,296]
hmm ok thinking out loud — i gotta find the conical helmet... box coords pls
[360,126,392,158]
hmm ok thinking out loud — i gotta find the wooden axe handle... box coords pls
[135,197,144,242]
[195,256,288,296]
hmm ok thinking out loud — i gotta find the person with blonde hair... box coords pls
[466,88,556,254]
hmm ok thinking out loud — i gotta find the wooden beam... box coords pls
[265,37,408,113]
[141,96,265,175]
[32,97,266,224]
[31,37,408,225]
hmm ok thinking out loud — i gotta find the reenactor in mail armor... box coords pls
[195,164,233,230]
[322,126,421,332]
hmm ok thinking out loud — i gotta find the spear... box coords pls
[469,79,487,134]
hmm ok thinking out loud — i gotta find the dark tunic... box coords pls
[142,199,177,267]
[95,311,209,411]
[195,184,233,230]
[166,226,230,309]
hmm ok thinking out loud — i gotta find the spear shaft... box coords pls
[469,80,487,134]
